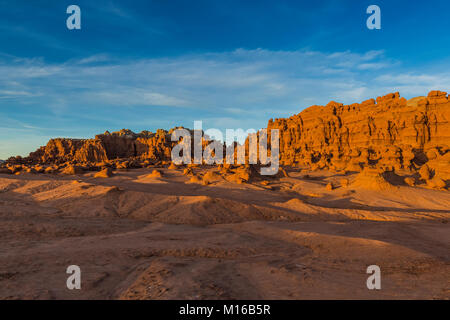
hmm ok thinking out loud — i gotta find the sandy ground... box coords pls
[0,166,449,299]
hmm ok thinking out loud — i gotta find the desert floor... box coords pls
[0,167,449,299]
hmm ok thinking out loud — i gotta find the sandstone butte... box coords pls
[3,90,450,184]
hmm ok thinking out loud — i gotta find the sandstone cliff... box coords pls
[25,128,183,164]
[4,90,450,183]
[267,90,450,180]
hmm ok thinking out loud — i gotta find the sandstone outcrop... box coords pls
[351,167,396,191]
[25,128,192,165]
[148,169,163,178]
[266,90,449,188]
[267,91,449,172]
[3,90,449,188]
[61,165,84,175]
[94,167,114,178]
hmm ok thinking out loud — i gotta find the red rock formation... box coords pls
[26,128,187,164]
[4,90,449,185]
[267,90,450,177]
[28,138,108,164]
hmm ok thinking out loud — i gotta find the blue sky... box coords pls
[1,0,450,158]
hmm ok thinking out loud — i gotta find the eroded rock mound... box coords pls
[94,167,114,178]
[351,168,396,191]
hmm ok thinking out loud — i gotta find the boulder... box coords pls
[61,165,84,175]
[94,167,114,178]
[404,177,416,187]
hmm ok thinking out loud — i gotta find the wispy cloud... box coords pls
[0,48,404,111]
[2,48,449,114]
[0,48,449,158]
[0,90,37,99]
[91,89,188,107]
[373,73,450,97]
[76,54,111,65]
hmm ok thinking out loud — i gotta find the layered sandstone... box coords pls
[24,128,186,164]
[267,90,450,180]
[3,90,450,185]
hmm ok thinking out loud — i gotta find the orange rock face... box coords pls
[267,91,450,176]
[5,91,449,185]
[29,138,108,164]
[26,128,182,164]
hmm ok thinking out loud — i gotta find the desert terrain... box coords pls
[0,164,449,299]
[0,91,449,299]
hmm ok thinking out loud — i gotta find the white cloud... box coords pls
[373,73,450,97]
[2,48,450,159]
[357,62,392,70]
[76,54,111,65]
[92,90,188,107]
[0,90,37,99]
[0,48,447,117]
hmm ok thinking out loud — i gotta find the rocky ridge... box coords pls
[2,90,449,189]
[267,90,450,182]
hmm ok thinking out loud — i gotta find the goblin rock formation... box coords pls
[267,90,450,181]
[26,128,181,164]
[2,90,449,187]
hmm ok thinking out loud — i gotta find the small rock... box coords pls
[427,177,447,189]
[340,178,349,187]
[419,165,431,180]
[94,167,113,178]
[404,177,415,186]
